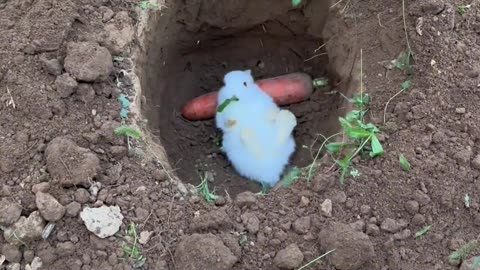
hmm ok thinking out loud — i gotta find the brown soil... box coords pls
[1,0,480,269]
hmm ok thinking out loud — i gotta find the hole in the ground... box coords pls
[137,1,358,196]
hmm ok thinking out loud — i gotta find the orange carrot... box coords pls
[181,72,314,121]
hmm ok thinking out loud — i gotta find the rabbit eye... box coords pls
[243,82,247,87]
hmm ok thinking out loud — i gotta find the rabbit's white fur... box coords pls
[215,70,297,187]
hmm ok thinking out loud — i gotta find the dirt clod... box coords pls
[413,190,431,206]
[241,212,260,234]
[0,198,22,226]
[54,73,78,98]
[35,192,66,222]
[174,233,238,270]
[103,11,134,55]
[235,191,257,208]
[76,83,96,104]
[3,211,45,245]
[405,200,420,214]
[292,216,311,234]
[191,208,232,231]
[319,222,375,270]
[2,244,21,263]
[64,42,113,82]
[380,218,407,233]
[45,137,100,187]
[273,243,304,269]
[66,202,82,217]
[31,183,50,194]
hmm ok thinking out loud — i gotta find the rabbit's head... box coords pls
[224,70,255,88]
[221,70,258,99]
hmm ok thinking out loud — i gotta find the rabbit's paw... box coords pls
[276,110,297,144]
[265,107,280,123]
[240,128,264,159]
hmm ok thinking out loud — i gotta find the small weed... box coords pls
[394,49,413,73]
[139,0,160,10]
[326,109,384,183]
[281,166,301,188]
[325,50,383,184]
[121,223,146,267]
[465,194,471,208]
[383,79,412,123]
[457,4,471,16]
[313,78,329,88]
[115,125,143,140]
[239,232,248,247]
[399,154,411,172]
[449,240,479,265]
[472,257,480,269]
[415,224,432,239]
[291,0,303,8]
[196,172,218,203]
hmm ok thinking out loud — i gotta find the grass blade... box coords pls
[369,135,384,157]
[326,142,345,154]
[399,154,411,172]
[415,224,432,238]
[217,96,239,113]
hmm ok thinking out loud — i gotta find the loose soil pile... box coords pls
[1,0,480,270]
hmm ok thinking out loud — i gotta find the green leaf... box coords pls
[401,80,411,90]
[326,142,345,154]
[114,125,143,140]
[345,110,362,122]
[345,127,372,139]
[339,117,352,130]
[394,50,412,71]
[313,78,328,87]
[282,166,301,188]
[369,135,384,157]
[292,0,302,7]
[415,225,432,238]
[217,96,239,113]
[399,154,411,172]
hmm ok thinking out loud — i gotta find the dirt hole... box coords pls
[137,0,358,196]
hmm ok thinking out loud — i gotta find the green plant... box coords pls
[122,223,146,267]
[196,172,218,203]
[239,232,248,247]
[394,49,413,73]
[139,0,160,10]
[382,0,415,125]
[281,166,301,188]
[457,4,471,16]
[383,79,412,123]
[115,125,143,140]
[465,194,471,208]
[217,96,239,113]
[326,109,384,184]
[291,0,303,8]
[399,154,411,172]
[472,257,480,269]
[415,224,432,238]
[449,240,479,265]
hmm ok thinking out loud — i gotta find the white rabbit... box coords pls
[215,70,297,189]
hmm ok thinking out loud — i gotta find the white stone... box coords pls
[80,205,124,238]
[321,199,333,217]
[25,257,42,270]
